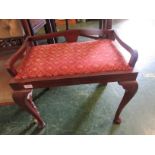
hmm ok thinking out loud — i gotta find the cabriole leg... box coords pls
[12,89,45,128]
[113,81,138,124]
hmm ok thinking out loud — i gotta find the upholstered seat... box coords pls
[15,39,131,80]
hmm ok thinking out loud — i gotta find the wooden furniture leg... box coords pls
[113,81,138,124]
[65,19,69,30]
[12,89,45,128]
[99,19,105,29]
[49,19,58,43]
[44,19,55,44]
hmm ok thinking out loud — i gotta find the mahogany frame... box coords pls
[5,29,138,128]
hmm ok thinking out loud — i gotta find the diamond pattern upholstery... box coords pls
[15,39,132,80]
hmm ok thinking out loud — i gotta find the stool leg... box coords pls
[13,89,45,128]
[113,81,138,124]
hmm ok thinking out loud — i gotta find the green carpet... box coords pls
[0,84,114,135]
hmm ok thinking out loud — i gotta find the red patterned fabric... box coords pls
[15,39,132,80]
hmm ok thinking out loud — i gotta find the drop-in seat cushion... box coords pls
[15,39,132,80]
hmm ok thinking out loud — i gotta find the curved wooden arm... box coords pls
[5,37,30,76]
[113,31,138,67]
